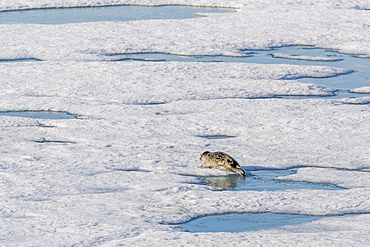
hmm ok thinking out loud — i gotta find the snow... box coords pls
[0,61,348,106]
[350,86,370,94]
[276,167,370,188]
[334,97,370,105]
[1,0,370,246]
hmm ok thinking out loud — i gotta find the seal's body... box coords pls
[199,151,246,177]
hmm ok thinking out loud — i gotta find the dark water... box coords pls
[0,111,77,119]
[180,213,326,232]
[0,5,233,24]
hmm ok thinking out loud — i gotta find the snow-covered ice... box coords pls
[334,97,370,105]
[0,61,348,107]
[271,52,343,61]
[350,86,370,94]
[1,0,370,246]
[276,167,370,189]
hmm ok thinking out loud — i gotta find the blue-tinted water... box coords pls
[250,46,370,92]
[0,111,77,119]
[200,169,343,191]
[180,213,326,232]
[0,5,233,24]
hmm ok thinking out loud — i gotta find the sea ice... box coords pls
[334,97,370,105]
[271,52,343,62]
[1,0,370,246]
[1,1,370,60]
[350,86,370,94]
[276,167,370,189]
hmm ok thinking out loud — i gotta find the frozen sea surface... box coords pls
[1,1,370,246]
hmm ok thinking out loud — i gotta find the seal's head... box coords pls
[200,151,211,161]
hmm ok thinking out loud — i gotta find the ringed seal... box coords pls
[199,151,246,177]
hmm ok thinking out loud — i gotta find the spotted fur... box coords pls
[199,151,246,177]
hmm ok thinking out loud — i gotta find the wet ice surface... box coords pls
[180,213,326,232]
[0,5,233,24]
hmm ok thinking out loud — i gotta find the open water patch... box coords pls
[200,168,344,190]
[0,110,78,119]
[0,5,233,24]
[239,46,370,98]
[179,213,326,232]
